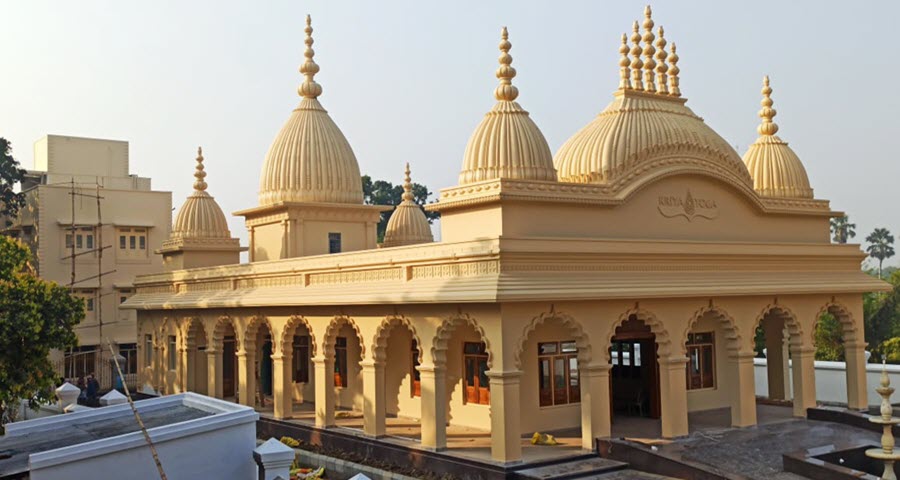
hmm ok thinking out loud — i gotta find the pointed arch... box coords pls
[751,302,804,350]
[209,314,241,352]
[515,310,591,370]
[279,315,317,357]
[372,315,422,363]
[323,315,365,358]
[604,307,673,361]
[244,314,274,352]
[683,304,743,354]
[432,313,493,369]
[816,300,861,345]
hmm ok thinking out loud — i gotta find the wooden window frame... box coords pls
[686,331,716,391]
[334,336,348,388]
[293,335,310,383]
[411,339,421,397]
[537,341,580,407]
[462,342,490,405]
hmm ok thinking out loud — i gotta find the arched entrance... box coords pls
[816,302,866,410]
[323,317,365,417]
[247,318,275,406]
[281,316,316,408]
[610,314,661,421]
[753,304,816,417]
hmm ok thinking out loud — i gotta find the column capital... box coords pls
[359,359,384,369]
[582,363,613,374]
[844,341,868,350]
[235,350,248,358]
[205,348,222,355]
[270,353,286,361]
[789,345,816,356]
[727,351,758,361]
[486,370,522,382]
[659,355,689,366]
[416,363,445,374]
[312,355,332,365]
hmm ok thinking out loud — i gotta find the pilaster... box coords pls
[207,349,223,399]
[313,356,335,427]
[658,356,689,438]
[487,370,522,464]
[272,352,293,419]
[580,364,612,449]
[361,359,386,437]
[844,341,869,410]
[789,345,817,417]
[728,350,757,427]
[418,364,447,450]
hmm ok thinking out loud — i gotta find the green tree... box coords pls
[0,236,83,432]
[879,337,900,364]
[814,312,844,361]
[830,215,856,244]
[866,227,895,279]
[0,138,27,228]
[361,175,439,242]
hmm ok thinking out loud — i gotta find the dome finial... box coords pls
[668,42,681,97]
[494,27,519,102]
[758,75,779,136]
[630,21,644,91]
[193,146,207,192]
[298,14,323,99]
[402,162,414,202]
[642,6,657,93]
[655,26,669,95]
[618,33,632,90]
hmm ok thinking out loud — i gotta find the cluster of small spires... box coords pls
[618,6,680,96]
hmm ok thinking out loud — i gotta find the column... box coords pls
[487,371,522,464]
[418,365,447,450]
[184,340,196,392]
[763,319,789,400]
[271,352,293,419]
[580,364,612,450]
[658,356,689,438]
[361,359,386,437]
[790,344,817,417]
[728,351,757,427]
[175,346,187,394]
[313,356,335,427]
[844,341,869,410]
[236,350,254,407]
[207,349,223,399]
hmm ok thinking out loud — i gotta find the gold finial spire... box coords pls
[630,21,644,91]
[402,162,414,202]
[494,26,519,102]
[641,6,657,93]
[618,33,632,90]
[193,146,207,192]
[758,76,779,136]
[298,14,323,99]
[667,42,681,97]
[655,26,669,94]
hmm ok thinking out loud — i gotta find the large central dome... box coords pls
[258,16,363,206]
[553,9,750,187]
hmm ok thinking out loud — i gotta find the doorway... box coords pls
[223,335,237,398]
[610,315,660,419]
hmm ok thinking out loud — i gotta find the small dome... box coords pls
[554,11,751,187]
[741,77,813,198]
[458,27,556,185]
[258,16,363,206]
[169,148,234,241]
[383,164,433,248]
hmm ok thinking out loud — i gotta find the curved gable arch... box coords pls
[514,310,592,370]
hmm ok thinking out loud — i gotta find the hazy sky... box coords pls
[4,1,898,266]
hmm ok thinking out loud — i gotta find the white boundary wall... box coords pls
[754,358,900,407]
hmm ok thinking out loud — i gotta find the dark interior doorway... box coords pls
[223,336,237,398]
[261,339,273,396]
[610,315,661,419]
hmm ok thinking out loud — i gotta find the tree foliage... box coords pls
[866,227,895,279]
[813,312,844,361]
[0,138,27,228]
[361,174,439,242]
[830,215,856,244]
[0,235,83,431]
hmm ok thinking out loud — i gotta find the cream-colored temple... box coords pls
[127,10,888,464]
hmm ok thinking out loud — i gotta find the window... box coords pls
[334,336,348,387]
[293,335,310,383]
[118,289,133,305]
[65,234,74,248]
[86,234,94,249]
[119,343,138,375]
[463,342,490,405]
[411,340,421,397]
[167,336,177,371]
[328,232,342,254]
[76,234,83,249]
[538,341,580,407]
[64,227,95,253]
[144,334,153,367]
[85,297,94,312]
[686,332,715,390]
[117,227,148,259]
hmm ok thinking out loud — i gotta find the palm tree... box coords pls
[866,228,895,279]
[830,215,856,244]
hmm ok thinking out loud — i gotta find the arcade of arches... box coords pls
[136,296,870,463]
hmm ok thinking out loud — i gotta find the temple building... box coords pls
[126,9,888,464]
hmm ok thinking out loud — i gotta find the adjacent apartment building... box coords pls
[8,135,171,385]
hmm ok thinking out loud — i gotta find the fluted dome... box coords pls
[383,164,434,248]
[741,77,813,198]
[458,27,556,185]
[554,10,751,188]
[258,16,363,206]
[165,148,238,246]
